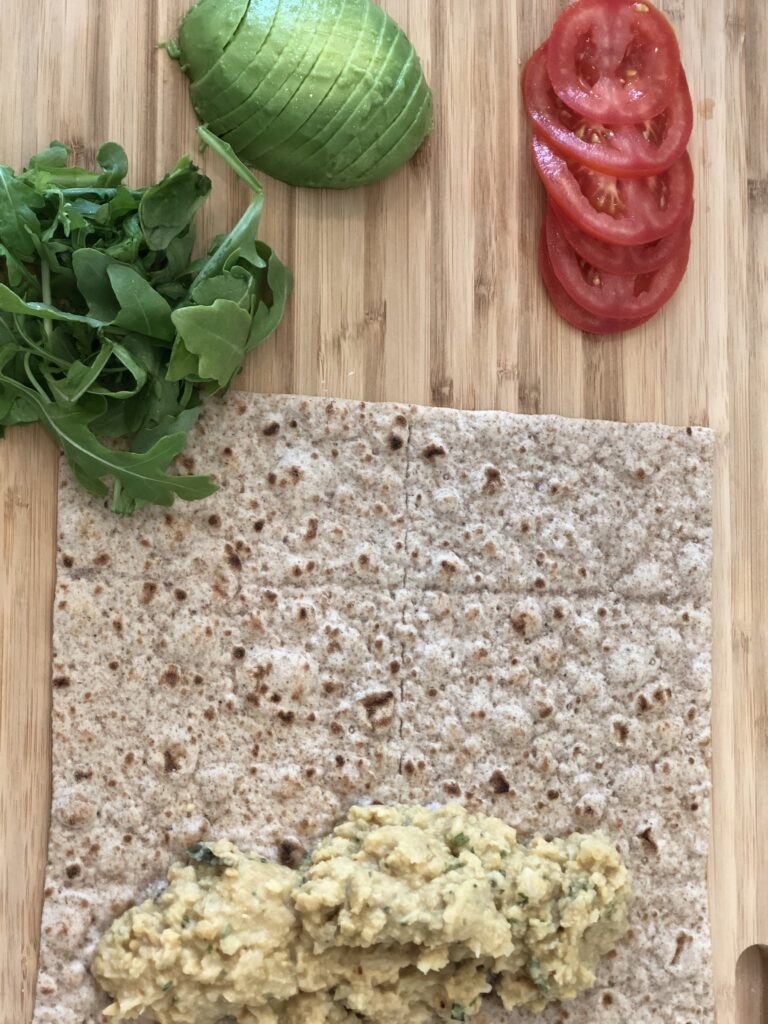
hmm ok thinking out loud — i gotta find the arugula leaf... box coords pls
[247,243,292,349]
[139,156,211,250]
[0,168,44,259]
[0,284,105,327]
[0,138,290,512]
[95,142,129,186]
[0,372,216,509]
[72,249,120,320]
[108,264,175,342]
[171,298,251,388]
[27,142,70,171]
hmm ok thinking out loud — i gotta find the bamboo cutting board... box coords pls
[0,1,764,1022]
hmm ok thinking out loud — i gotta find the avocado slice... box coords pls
[226,0,381,159]
[282,20,421,174]
[231,14,419,178]
[207,0,346,142]
[218,0,370,151]
[220,1,396,170]
[188,0,284,124]
[276,71,431,188]
[298,44,423,178]
[178,0,251,83]
[209,0,355,141]
[339,87,432,186]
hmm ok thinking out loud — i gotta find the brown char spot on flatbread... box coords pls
[276,839,306,868]
[637,827,659,854]
[489,770,510,794]
[225,544,243,570]
[483,466,503,493]
[141,581,157,604]
[359,690,395,727]
[389,433,404,451]
[670,932,691,966]
[160,667,180,688]
[305,517,318,541]
[52,676,70,688]
[422,443,446,460]
[263,421,280,436]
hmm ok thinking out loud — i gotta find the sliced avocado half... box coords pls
[177,0,434,189]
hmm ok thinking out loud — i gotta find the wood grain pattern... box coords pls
[0,1,763,1021]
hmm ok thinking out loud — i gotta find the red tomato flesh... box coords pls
[525,45,692,177]
[545,205,690,318]
[549,201,692,276]
[533,135,694,245]
[547,0,681,126]
[538,224,651,334]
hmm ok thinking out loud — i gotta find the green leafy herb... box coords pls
[450,1004,466,1021]
[161,981,173,992]
[0,130,291,513]
[528,959,551,996]
[186,843,232,868]
[450,833,470,849]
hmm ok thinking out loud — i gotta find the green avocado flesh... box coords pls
[178,0,433,188]
[178,0,251,82]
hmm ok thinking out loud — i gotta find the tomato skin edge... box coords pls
[532,136,695,246]
[538,221,653,335]
[544,206,691,319]
[549,200,694,277]
[524,46,694,179]
[546,0,682,126]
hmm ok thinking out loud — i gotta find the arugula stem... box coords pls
[197,126,263,197]
[17,335,70,370]
[40,261,53,342]
[23,353,51,400]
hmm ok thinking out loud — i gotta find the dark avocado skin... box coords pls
[178,0,433,188]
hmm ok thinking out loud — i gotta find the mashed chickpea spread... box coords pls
[93,804,632,1023]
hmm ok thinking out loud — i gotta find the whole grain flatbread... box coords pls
[35,393,714,1024]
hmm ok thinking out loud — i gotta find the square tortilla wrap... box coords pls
[35,393,714,1024]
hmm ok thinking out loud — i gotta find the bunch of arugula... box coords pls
[0,126,291,514]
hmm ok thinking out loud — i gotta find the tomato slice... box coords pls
[532,135,693,245]
[545,204,689,318]
[524,46,692,177]
[550,201,692,275]
[538,224,651,334]
[547,0,681,126]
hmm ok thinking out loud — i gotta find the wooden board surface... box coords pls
[0,1,763,1021]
